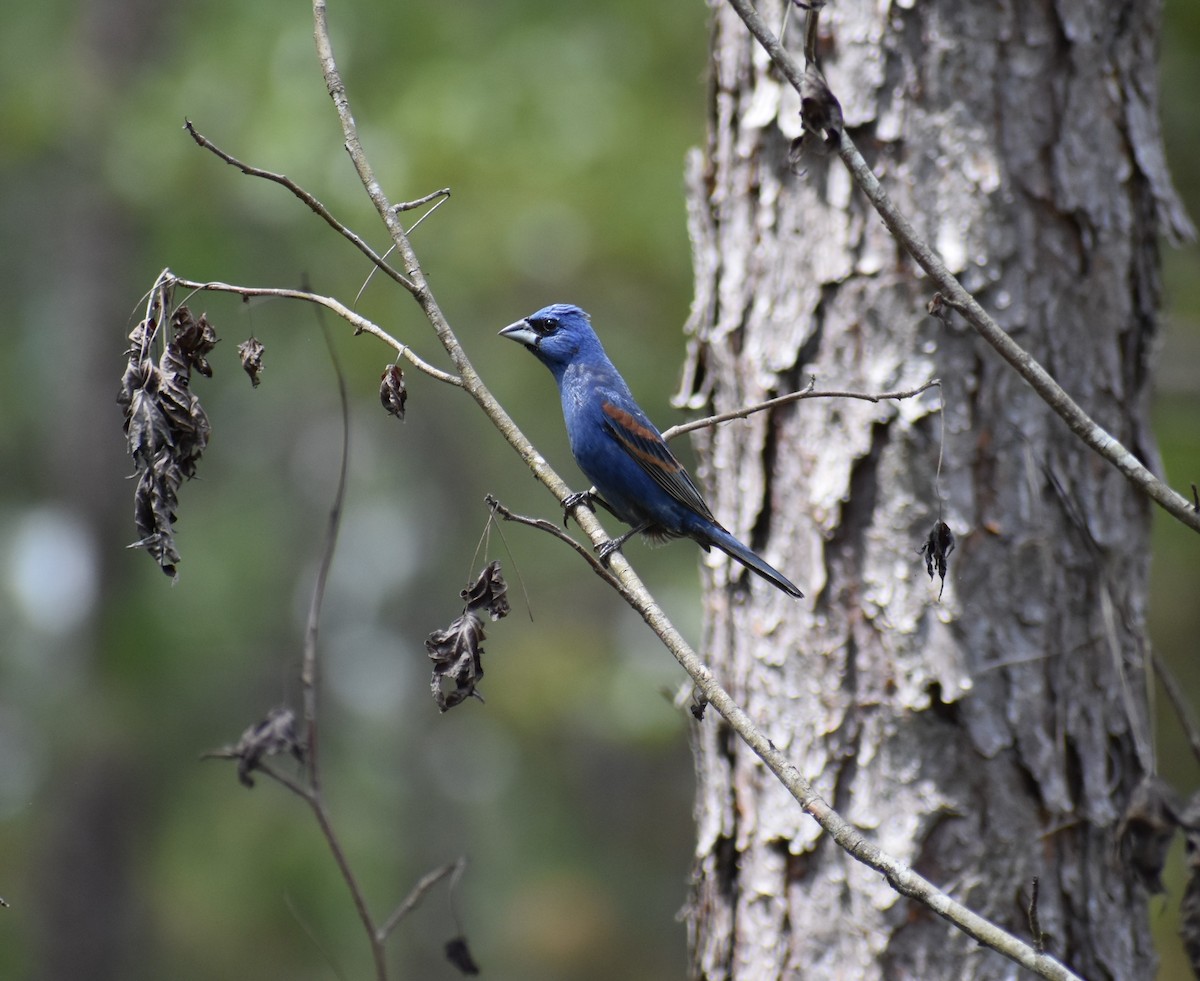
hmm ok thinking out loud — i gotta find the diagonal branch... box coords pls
[377,858,465,943]
[723,0,1200,537]
[311,0,597,530]
[307,5,1080,978]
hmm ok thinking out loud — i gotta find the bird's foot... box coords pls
[562,490,596,528]
[595,523,648,565]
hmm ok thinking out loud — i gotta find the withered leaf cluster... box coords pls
[118,305,217,577]
[425,561,510,712]
[225,707,306,789]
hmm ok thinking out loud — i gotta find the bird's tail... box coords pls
[705,526,804,598]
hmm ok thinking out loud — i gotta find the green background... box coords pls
[0,1,1196,978]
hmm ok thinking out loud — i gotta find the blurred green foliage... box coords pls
[0,0,1196,979]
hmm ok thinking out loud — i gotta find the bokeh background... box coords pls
[0,1,1196,979]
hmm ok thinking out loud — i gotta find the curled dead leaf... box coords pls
[426,561,509,711]
[380,363,407,421]
[238,336,265,387]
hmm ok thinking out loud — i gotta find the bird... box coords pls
[499,303,803,597]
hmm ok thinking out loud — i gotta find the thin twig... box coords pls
[184,119,415,292]
[304,793,386,980]
[1027,877,1045,955]
[485,495,623,588]
[311,0,596,516]
[724,0,1200,538]
[1153,650,1200,769]
[301,313,350,788]
[197,752,314,800]
[474,500,536,622]
[297,311,387,980]
[284,892,350,981]
[357,190,452,306]
[661,378,939,440]
[392,188,452,213]
[377,859,465,942]
[168,275,463,387]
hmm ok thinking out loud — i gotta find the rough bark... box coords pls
[681,1,1185,978]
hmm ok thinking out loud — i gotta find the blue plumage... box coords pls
[499,304,803,597]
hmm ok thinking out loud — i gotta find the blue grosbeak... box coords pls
[500,304,803,597]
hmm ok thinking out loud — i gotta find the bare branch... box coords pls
[184,119,416,292]
[168,275,463,387]
[357,190,451,305]
[377,859,465,942]
[391,188,452,213]
[724,0,1200,537]
[661,378,939,441]
[1153,651,1200,770]
[311,0,597,532]
[199,749,313,800]
[303,792,387,981]
[1027,877,1045,955]
[300,315,350,789]
[485,495,623,589]
[294,312,389,980]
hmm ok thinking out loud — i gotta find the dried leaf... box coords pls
[171,307,219,377]
[1116,775,1180,893]
[380,363,407,420]
[918,521,955,599]
[426,561,510,711]
[224,707,306,788]
[119,302,216,576]
[238,337,265,387]
[444,936,480,975]
[427,612,486,711]
[461,558,509,621]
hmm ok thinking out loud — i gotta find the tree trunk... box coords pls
[681,2,1188,978]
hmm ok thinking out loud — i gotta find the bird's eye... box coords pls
[531,316,559,336]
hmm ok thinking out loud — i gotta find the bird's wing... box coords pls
[600,401,716,523]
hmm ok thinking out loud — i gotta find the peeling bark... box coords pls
[682,1,1181,978]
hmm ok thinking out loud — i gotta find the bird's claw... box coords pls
[562,490,596,528]
[595,523,645,565]
[596,539,621,564]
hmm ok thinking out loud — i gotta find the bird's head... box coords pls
[498,303,601,373]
